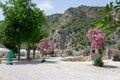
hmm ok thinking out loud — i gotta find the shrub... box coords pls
[113,55,120,61]
[39,38,54,55]
[67,50,73,56]
[93,58,104,67]
[112,53,120,61]
[116,42,120,50]
[51,51,57,57]
[75,48,79,51]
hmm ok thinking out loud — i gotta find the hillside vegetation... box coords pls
[47,5,104,51]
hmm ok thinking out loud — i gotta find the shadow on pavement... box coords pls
[102,65,120,68]
[13,59,58,65]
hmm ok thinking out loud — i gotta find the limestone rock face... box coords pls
[46,5,104,53]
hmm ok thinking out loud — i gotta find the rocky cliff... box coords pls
[46,5,104,54]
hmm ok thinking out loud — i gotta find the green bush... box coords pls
[113,56,120,61]
[75,48,79,51]
[116,42,120,50]
[51,51,57,57]
[67,50,73,56]
[93,58,104,67]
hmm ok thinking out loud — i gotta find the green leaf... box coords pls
[93,22,103,30]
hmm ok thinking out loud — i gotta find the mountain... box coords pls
[0,5,119,56]
[46,5,104,52]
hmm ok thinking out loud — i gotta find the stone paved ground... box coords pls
[0,58,120,80]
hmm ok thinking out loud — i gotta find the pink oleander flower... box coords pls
[47,43,54,54]
[86,29,105,49]
[39,38,54,55]
[40,49,45,54]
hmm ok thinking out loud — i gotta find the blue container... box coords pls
[7,50,13,65]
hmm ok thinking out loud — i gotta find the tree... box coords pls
[0,0,47,60]
[91,0,120,62]
[93,0,120,35]
[0,20,5,43]
[31,28,49,59]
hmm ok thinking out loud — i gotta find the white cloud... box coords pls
[37,0,54,11]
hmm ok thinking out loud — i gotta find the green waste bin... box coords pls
[7,50,13,65]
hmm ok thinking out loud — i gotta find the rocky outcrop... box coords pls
[46,5,104,53]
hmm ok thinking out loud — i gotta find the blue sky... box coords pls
[0,0,116,20]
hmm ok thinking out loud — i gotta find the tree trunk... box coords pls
[33,49,36,59]
[27,43,30,61]
[18,45,21,60]
[99,49,102,59]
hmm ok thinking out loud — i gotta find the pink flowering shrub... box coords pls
[86,29,105,49]
[39,38,54,55]
[86,29,105,66]
[47,43,54,54]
